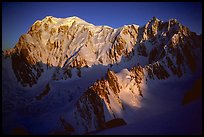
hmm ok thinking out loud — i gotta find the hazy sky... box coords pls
[2,2,202,50]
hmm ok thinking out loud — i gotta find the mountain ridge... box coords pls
[2,15,201,102]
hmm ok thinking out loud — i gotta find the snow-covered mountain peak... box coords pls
[64,16,93,26]
[67,16,85,21]
[29,16,94,33]
[2,16,202,135]
[3,16,201,86]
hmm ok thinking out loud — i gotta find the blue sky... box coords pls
[2,2,202,50]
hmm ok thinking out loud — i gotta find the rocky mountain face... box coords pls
[2,16,202,134]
